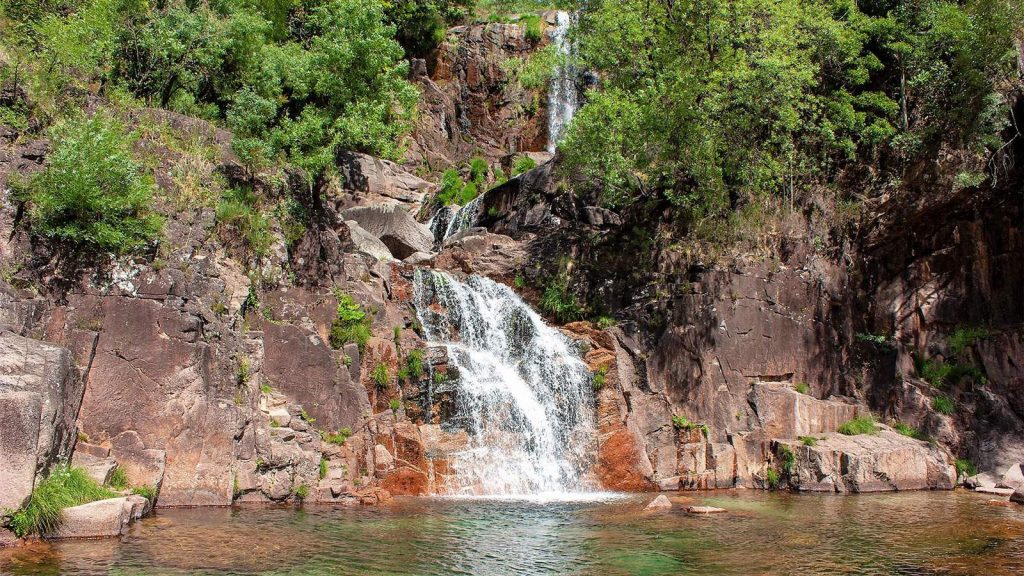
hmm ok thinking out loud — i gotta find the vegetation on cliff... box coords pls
[5,465,117,537]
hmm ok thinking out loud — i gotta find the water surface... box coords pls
[3,490,1023,575]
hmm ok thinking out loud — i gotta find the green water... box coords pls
[2,490,1022,575]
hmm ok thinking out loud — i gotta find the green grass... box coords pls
[8,465,119,537]
[216,186,272,259]
[777,445,796,475]
[319,457,329,480]
[932,395,955,415]
[948,326,989,356]
[512,155,536,176]
[520,14,543,42]
[372,363,390,390]
[793,382,810,395]
[539,279,583,323]
[838,415,877,435]
[389,398,401,412]
[592,366,608,391]
[294,484,309,500]
[798,436,817,447]
[892,421,926,440]
[131,485,156,502]
[106,467,128,490]
[323,427,353,446]
[955,458,977,477]
[671,415,709,439]
[918,357,953,387]
[329,290,372,352]
[765,468,781,488]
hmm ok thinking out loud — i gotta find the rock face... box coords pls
[777,430,957,492]
[0,332,83,511]
[343,205,435,260]
[336,152,433,210]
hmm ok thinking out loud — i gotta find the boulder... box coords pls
[779,430,956,492]
[337,152,432,208]
[1011,488,1023,505]
[342,205,434,260]
[46,495,149,539]
[345,220,394,261]
[645,494,672,509]
[0,333,83,511]
[996,463,1023,490]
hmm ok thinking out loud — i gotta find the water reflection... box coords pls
[2,491,1023,575]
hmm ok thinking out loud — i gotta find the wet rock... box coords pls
[1011,488,1024,505]
[975,486,1016,496]
[0,332,83,511]
[342,205,434,260]
[645,494,672,509]
[686,505,726,514]
[995,463,1023,490]
[346,220,395,261]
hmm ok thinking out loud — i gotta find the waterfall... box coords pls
[547,11,578,153]
[414,269,598,496]
[428,196,484,245]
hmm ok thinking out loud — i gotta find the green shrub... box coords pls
[8,465,118,537]
[459,181,479,205]
[319,457,329,479]
[838,415,877,436]
[323,427,353,446]
[389,398,401,412]
[294,484,309,500]
[595,316,616,329]
[519,14,542,42]
[405,349,425,380]
[592,366,608,391]
[932,395,955,416]
[855,333,890,347]
[798,436,817,447]
[106,467,129,490]
[671,415,709,439]
[539,279,583,323]
[955,458,977,478]
[918,357,953,387]
[372,362,390,390]
[469,157,488,185]
[793,382,810,395]
[777,445,796,475]
[513,275,526,289]
[17,114,162,255]
[236,357,251,386]
[765,468,781,488]
[216,186,272,260]
[512,155,536,176]
[948,327,989,356]
[435,169,467,206]
[329,291,372,352]
[131,485,157,502]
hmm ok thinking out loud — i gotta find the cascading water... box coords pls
[427,195,484,245]
[546,11,578,153]
[414,269,597,496]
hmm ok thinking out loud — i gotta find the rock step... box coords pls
[45,495,150,539]
[975,486,1016,496]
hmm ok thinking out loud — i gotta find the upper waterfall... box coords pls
[413,269,598,496]
[546,11,578,153]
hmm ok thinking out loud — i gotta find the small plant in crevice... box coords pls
[777,445,796,475]
[671,415,709,439]
[329,289,372,352]
[260,382,272,395]
[594,316,616,329]
[235,357,251,386]
[371,362,390,390]
[838,415,877,436]
[955,458,977,478]
[765,468,781,489]
[948,326,989,356]
[131,485,156,502]
[793,381,810,395]
[319,457,329,480]
[855,332,892,349]
[294,484,309,500]
[798,436,818,447]
[591,366,609,391]
[389,398,401,413]
[892,421,926,440]
[539,277,583,324]
[932,395,955,416]
[106,467,129,491]
[323,428,353,446]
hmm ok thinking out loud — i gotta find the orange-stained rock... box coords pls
[380,467,429,496]
[597,427,657,492]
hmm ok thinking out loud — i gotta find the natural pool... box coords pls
[2,490,1023,575]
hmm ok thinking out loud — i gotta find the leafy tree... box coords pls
[16,113,163,255]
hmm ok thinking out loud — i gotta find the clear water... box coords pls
[547,11,578,153]
[3,491,1022,575]
[413,270,597,495]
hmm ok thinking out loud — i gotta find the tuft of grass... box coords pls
[777,445,796,475]
[838,415,877,436]
[798,436,817,447]
[329,290,372,352]
[294,484,309,500]
[539,279,583,323]
[918,357,953,387]
[131,485,156,502]
[892,421,926,440]
[260,382,272,394]
[236,357,251,386]
[765,468,781,488]
[512,155,536,176]
[948,327,989,356]
[371,363,390,390]
[216,185,272,260]
[793,381,810,395]
[8,465,118,537]
[595,316,616,329]
[389,398,401,412]
[319,457,329,480]
[671,415,709,439]
[323,427,353,446]
[106,467,129,491]
[592,366,609,391]
[955,458,977,478]
[519,14,542,42]
[932,395,955,416]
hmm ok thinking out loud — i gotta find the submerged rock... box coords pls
[645,495,672,510]
[1011,488,1023,505]
[685,506,726,514]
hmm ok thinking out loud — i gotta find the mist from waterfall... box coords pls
[413,269,598,496]
[547,11,578,153]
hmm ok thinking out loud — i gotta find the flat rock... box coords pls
[645,494,672,510]
[46,495,148,539]
[975,486,1016,496]
[686,506,726,514]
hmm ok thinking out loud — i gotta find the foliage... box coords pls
[932,395,955,415]
[564,0,1021,220]
[405,349,425,380]
[838,415,877,436]
[15,113,162,255]
[435,168,481,206]
[777,445,796,475]
[236,357,251,386]
[955,458,977,478]
[856,333,891,347]
[323,427,353,446]
[389,398,401,412]
[519,14,542,42]
[511,155,536,176]
[798,436,817,447]
[329,290,372,352]
[319,457,329,479]
[594,316,616,329]
[591,365,608,391]
[502,45,559,90]
[671,415,709,439]
[918,357,953,387]
[131,485,156,502]
[793,382,810,395]
[386,0,474,57]
[107,467,128,490]
[294,484,309,500]
[371,362,390,390]
[6,465,118,537]
[539,277,583,323]
[216,186,272,260]
[948,327,989,356]
[892,422,926,441]
[765,468,781,488]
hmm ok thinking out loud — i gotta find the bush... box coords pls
[838,415,877,436]
[918,357,953,388]
[7,465,118,537]
[371,362,390,390]
[319,457,329,479]
[512,155,536,176]
[539,278,583,323]
[17,114,162,255]
[216,186,272,260]
[329,291,372,352]
[519,14,542,42]
[932,395,955,416]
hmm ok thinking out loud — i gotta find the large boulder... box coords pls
[996,463,1023,490]
[778,430,957,492]
[1011,488,1023,505]
[0,332,83,511]
[336,152,433,209]
[342,205,434,260]
[345,220,394,261]
[45,495,149,539]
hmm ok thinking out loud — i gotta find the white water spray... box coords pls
[427,195,484,245]
[414,270,598,496]
[547,11,578,153]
